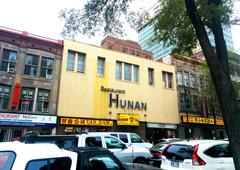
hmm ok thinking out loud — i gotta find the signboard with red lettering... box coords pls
[0,113,57,127]
[117,113,139,126]
[60,117,113,127]
[182,115,224,126]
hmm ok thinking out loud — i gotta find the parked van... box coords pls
[87,132,153,149]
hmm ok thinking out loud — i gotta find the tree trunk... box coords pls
[185,0,240,169]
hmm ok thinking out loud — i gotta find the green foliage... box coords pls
[201,51,240,109]
[59,0,138,38]
[59,0,239,53]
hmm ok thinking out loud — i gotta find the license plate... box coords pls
[171,161,179,167]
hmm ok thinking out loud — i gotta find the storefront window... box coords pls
[11,129,22,141]
[0,129,8,142]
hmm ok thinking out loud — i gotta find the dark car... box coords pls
[150,138,182,167]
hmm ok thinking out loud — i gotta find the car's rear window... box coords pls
[0,151,16,170]
[163,144,193,161]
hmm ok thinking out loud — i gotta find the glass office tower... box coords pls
[138,15,234,60]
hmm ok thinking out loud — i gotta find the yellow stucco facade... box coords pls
[57,39,179,126]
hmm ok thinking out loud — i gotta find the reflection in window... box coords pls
[19,87,35,112]
[105,136,123,149]
[183,72,189,86]
[97,57,105,75]
[67,51,75,71]
[148,68,154,85]
[162,71,173,88]
[77,53,85,73]
[124,63,132,81]
[0,151,16,170]
[89,156,120,170]
[26,157,72,170]
[24,54,39,76]
[40,57,53,78]
[177,71,183,85]
[190,73,196,87]
[116,61,122,80]
[1,49,17,73]
[0,85,11,109]
[130,134,143,143]
[133,65,139,82]
[36,89,50,113]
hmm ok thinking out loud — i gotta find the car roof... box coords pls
[84,132,135,135]
[170,140,229,146]
[0,141,76,157]
[73,147,111,153]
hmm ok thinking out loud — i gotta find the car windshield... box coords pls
[0,151,16,170]
[152,143,167,150]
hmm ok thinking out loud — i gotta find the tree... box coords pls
[60,0,240,168]
[201,51,240,139]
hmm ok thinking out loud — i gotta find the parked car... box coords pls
[161,140,235,170]
[23,133,152,164]
[0,141,158,170]
[150,139,182,167]
[104,132,153,149]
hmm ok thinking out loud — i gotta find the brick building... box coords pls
[101,36,153,60]
[0,26,63,141]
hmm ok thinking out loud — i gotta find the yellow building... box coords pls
[57,39,179,140]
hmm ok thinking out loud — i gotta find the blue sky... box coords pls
[0,0,239,52]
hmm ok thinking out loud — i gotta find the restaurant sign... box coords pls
[60,117,113,127]
[117,113,139,126]
[182,115,224,126]
[0,113,57,127]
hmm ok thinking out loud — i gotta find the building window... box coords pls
[36,89,50,113]
[183,71,189,86]
[116,61,122,80]
[116,61,139,82]
[177,71,183,85]
[162,71,173,88]
[133,65,139,82]
[124,63,132,81]
[77,53,86,73]
[40,57,53,78]
[24,54,39,76]
[179,93,185,111]
[148,68,154,85]
[0,85,11,109]
[199,75,205,92]
[97,57,105,75]
[190,73,196,87]
[19,87,35,112]
[1,49,17,73]
[192,95,199,111]
[122,47,128,53]
[67,51,75,71]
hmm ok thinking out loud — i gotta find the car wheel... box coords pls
[153,161,161,167]
[133,158,148,164]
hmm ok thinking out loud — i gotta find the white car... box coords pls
[76,133,152,164]
[161,140,235,170]
[0,141,77,170]
[103,132,153,149]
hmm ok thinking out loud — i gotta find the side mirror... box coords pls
[121,143,127,149]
